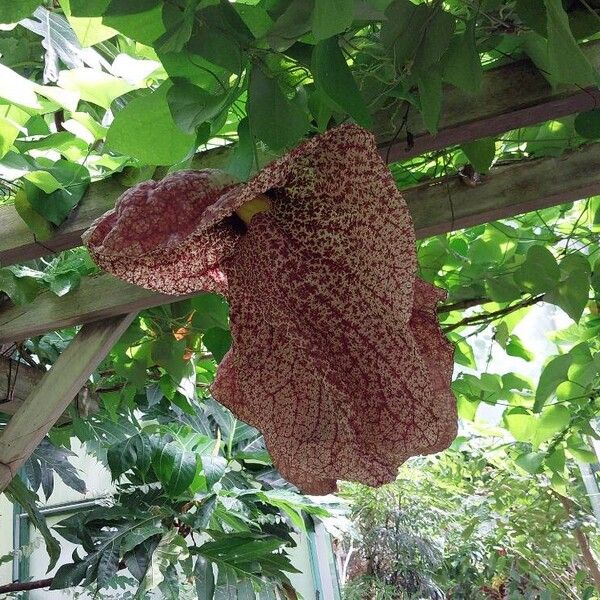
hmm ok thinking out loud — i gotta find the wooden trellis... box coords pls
[2,42,600,491]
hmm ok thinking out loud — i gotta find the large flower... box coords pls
[84,124,457,494]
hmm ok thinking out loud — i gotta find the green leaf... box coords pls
[152,441,198,496]
[156,3,196,54]
[58,67,135,109]
[312,37,373,128]
[103,3,165,44]
[25,162,90,226]
[514,245,560,294]
[312,0,353,41]
[108,433,152,478]
[247,64,310,152]
[201,455,227,487]
[546,269,590,322]
[532,404,570,446]
[461,138,495,173]
[70,0,110,15]
[51,559,91,589]
[381,0,429,69]
[567,446,597,463]
[187,23,243,74]
[417,69,442,134]
[515,451,544,474]
[266,0,314,51]
[214,565,238,600]
[504,407,535,442]
[6,476,61,571]
[0,267,42,305]
[546,448,565,473]
[506,335,534,361]
[442,20,482,93]
[125,535,162,582]
[204,328,232,364]
[106,82,196,165]
[167,81,229,134]
[59,0,117,47]
[412,8,455,74]
[535,352,573,412]
[516,0,547,36]
[195,556,215,600]
[0,0,40,23]
[192,294,230,330]
[105,0,161,15]
[544,0,597,86]
[14,187,54,241]
[575,109,600,139]
[0,116,20,160]
[226,117,254,181]
[486,275,522,303]
[138,531,189,596]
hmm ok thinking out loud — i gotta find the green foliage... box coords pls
[2,2,600,597]
[339,445,599,599]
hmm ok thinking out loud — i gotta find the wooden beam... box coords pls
[409,142,600,238]
[0,313,136,492]
[0,357,98,424]
[1,143,599,344]
[0,275,187,343]
[1,42,600,268]
[377,43,600,162]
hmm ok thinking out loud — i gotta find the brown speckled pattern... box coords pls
[84,124,457,494]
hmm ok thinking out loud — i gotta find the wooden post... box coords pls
[0,313,136,492]
[0,357,98,424]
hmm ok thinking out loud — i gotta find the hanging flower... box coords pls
[84,124,456,494]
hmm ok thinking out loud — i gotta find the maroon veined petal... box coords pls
[83,169,242,295]
[212,124,456,494]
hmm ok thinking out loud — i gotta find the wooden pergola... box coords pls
[2,42,600,492]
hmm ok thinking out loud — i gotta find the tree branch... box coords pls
[441,294,544,333]
[0,577,53,594]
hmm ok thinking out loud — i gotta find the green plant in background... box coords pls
[338,442,600,600]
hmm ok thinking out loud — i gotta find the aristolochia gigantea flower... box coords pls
[84,124,457,494]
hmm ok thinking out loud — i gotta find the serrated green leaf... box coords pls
[195,555,215,600]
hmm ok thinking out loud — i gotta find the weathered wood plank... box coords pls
[409,142,600,238]
[1,41,600,268]
[0,357,98,424]
[0,275,187,343]
[376,41,600,162]
[0,313,136,492]
[1,143,599,344]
